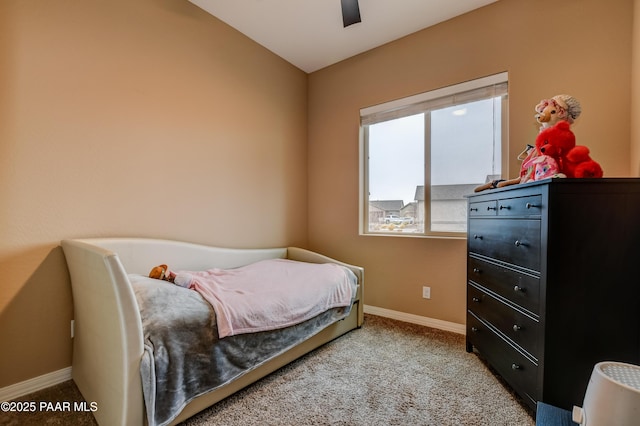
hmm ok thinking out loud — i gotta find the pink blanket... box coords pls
[173,259,355,338]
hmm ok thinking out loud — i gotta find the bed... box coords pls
[61,238,364,426]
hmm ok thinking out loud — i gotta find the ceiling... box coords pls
[188,0,499,73]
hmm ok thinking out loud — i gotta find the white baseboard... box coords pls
[364,304,466,335]
[0,367,72,402]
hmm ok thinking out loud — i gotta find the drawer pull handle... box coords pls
[526,203,539,209]
[487,206,497,211]
[472,297,480,303]
[514,240,526,247]
[511,363,521,370]
[471,327,478,332]
[499,205,510,210]
[513,285,525,293]
[473,268,481,274]
[473,234,483,240]
[470,207,478,212]
[513,325,522,332]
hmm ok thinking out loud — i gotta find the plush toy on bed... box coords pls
[149,264,191,288]
[149,264,169,280]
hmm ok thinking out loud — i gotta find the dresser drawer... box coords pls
[468,256,540,314]
[469,200,498,217]
[467,312,538,406]
[496,195,543,217]
[468,283,540,359]
[468,218,541,272]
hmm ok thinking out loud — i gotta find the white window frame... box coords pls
[359,72,509,238]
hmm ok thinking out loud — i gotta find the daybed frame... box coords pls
[61,238,364,426]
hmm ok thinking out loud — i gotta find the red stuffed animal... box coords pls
[564,145,603,178]
[536,120,574,163]
[535,121,603,178]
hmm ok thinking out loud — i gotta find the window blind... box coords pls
[360,72,508,126]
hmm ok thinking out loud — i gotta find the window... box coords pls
[360,73,508,237]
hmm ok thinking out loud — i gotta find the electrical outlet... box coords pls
[422,286,431,299]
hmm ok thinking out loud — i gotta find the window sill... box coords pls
[359,232,466,240]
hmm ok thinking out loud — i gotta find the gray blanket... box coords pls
[129,270,356,426]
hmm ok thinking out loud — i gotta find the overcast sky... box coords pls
[368,98,501,204]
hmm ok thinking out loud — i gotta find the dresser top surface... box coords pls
[466,177,640,200]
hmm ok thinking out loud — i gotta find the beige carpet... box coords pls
[2,314,534,426]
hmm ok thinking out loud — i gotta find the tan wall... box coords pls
[2,0,637,391]
[307,0,634,324]
[633,0,640,175]
[0,0,308,387]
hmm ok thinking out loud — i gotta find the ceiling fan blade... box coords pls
[341,0,361,27]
